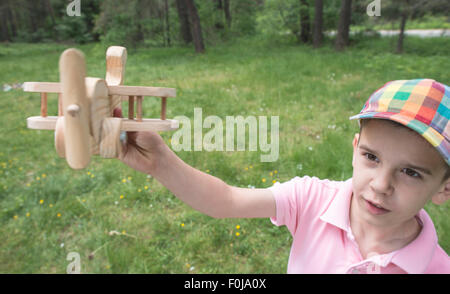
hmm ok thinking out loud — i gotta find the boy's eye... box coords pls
[364,153,379,162]
[402,168,421,179]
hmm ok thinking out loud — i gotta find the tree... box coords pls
[223,0,232,28]
[299,0,311,43]
[164,0,171,46]
[396,0,410,53]
[335,0,352,51]
[312,0,323,48]
[185,0,205,53]
[176,0,192,44]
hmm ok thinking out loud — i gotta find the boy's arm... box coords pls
[119,131,276,219]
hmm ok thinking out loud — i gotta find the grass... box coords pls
[0,34,449,273]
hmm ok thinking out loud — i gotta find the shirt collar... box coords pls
[319,178,353,232]
[319,178,438,274]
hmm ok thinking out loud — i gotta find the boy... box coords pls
[116,78,450,274]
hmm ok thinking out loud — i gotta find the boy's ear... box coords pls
[352,133,360,167]
[352,133,359,149]
[432,180,450,205]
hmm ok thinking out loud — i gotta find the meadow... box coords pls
[0,34,449,273]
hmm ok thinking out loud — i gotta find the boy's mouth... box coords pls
[364,198,391,215]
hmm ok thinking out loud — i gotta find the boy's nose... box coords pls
[370,169,394,197]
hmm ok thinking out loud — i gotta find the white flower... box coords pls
[114,201,118,205]
[60,243,64,248]
[308,146,313,151]
[189,266,195,271]
[297,164,303,170]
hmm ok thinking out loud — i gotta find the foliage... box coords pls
[1,0,448,49]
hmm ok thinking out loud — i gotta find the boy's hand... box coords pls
[113,108,165,175]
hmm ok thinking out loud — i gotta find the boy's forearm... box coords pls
[151,144,234,218]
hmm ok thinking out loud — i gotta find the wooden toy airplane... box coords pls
[23,46,178,170]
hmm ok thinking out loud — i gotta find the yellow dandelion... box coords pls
[122,230,126,234]
[144,186,148,190]
[138,189,142,193]
[236,225,240,230]
[19,167,23,171]
[36,176,40,181]
[57,213,61,218]
[274,170,278,174]
[128,176,132,181]
[272,180,277,184]
[42,173,46,178]
[105,265,110,269]
[26,183,30,187]
[206,169,210,173]
[269,172,273,177]
[262,178,266,183]
[120,195,124,199]
[13,215,18,220]
[244,167,248,171]
[87,171,91,175]
[181,223,185,227]
[249,165,253,169]
[26,212,30,217]
[122,179,127,183]
[49,204,53,208]
[91,174,95,178]
[82,199,86,202]
[39,199,44,204]
[236,232,240,237]
[107,192,111,195]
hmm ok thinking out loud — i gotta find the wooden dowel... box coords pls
[128,96,134,120]
[161,97,167,120]
[40,93,47,117]
[58,93,63,116]
[136,96,143,122]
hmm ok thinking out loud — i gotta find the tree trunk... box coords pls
[44,0,55,26]
[214,0,224,29]
[185,0,205,53]
[0,9,10,41]
[335,0,352,51]
[313,0,323,48]
[223,0,232,28]
[5,0,17,39]
[396,1,410,54]
[299,0,311,43]
[176,0,192,44]
[164,0,171,47]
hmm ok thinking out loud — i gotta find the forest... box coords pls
[1,0,449,53]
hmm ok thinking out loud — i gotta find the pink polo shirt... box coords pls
[269,176,450,274]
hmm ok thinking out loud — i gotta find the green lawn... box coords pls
[0,35,449,273]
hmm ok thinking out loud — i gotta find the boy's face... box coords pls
[351,119,449,227]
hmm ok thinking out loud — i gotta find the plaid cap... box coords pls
[349,79,450,166]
